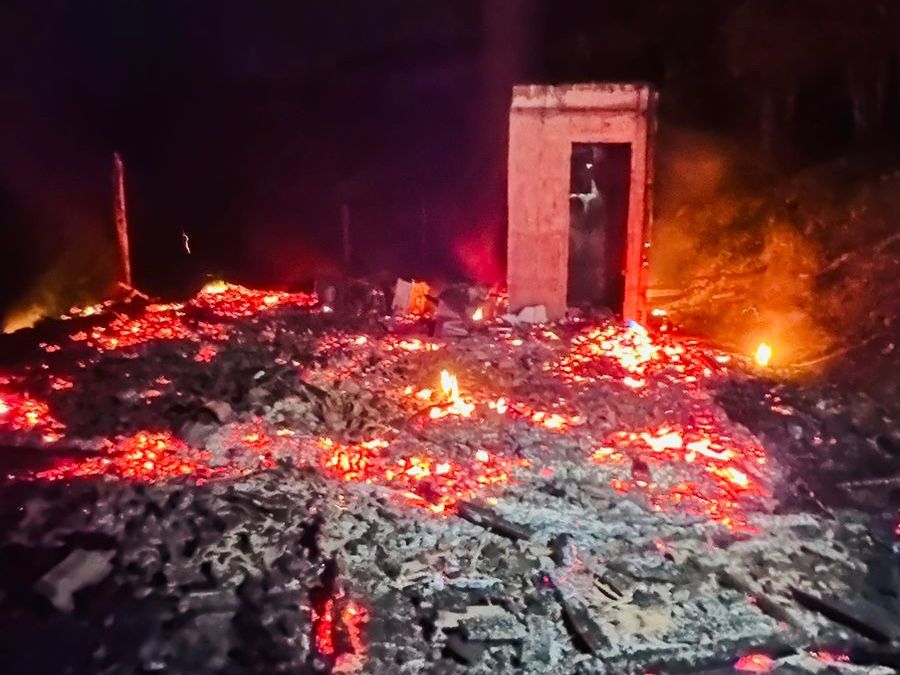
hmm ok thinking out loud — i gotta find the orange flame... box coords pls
[754,343,773,367]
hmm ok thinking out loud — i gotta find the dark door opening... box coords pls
[567,142,631,313]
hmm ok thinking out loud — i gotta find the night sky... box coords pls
[0,1,896,314]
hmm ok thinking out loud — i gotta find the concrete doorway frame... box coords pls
[507,83,658,321]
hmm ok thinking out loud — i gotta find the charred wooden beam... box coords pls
[456,501,532,541]
[556,592,607,655]
[790,586,900,643]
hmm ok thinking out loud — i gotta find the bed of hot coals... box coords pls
[0,282,898,674]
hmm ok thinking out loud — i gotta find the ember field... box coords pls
[0,283,898,674]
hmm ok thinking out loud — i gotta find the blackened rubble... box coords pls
[0,281,899,674]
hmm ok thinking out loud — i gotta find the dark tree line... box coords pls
[724,0,899,151]
[530,0,900,156]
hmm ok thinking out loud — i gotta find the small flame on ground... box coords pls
[754,343,773,367]
[430,370,475,419]
[471,307,484,322]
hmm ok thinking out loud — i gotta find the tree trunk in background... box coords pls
[113,152,132,289]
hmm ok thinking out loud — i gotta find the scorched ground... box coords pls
[0,282,898,674]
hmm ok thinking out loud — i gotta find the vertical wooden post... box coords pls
[341,203,351,268]
[113,152,132,289]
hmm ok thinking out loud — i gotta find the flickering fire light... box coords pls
[754,342,773,367]
[428,369,476,420]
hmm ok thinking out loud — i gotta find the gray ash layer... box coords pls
[0,297,899,674]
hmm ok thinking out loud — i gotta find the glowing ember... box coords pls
[499,400,580,432]
[337,600,369,670]
[319,438,523,514]
[191,281,316,318]
[754,342,773,367]
[591,423,768,531]
[314,598,336,655]
[50,376,75,391]
[531,411,569,430]
[37,431,215,482]
[471,307,484,321]
[383,337,442,353]
[313,594,369,667]
[734,653,775,672]
[71,304,192,350]
[0,390,65,443]
[200,279,229,295]
[550,321,708,387]
[66,301,113,318]
[194,343,219,362]
[810,651,850,664]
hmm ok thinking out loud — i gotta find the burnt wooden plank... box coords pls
[790,586,900,643]
[456,501,532,541]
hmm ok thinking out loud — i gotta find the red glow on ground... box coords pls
[37,431,216,482]
[191,281,316,319]
[592,422,768,531]
[312,594,369,668]
[313,597,336,655]
[8,285,773,535]
[734,653,776,672]
[551,322,713,387]
[50,376,74,391]
[69,303,226,351]
[194,344,219,362]
[64,283,315,354]
[339,600,369,662]
[319,438,524,514]
[0,390,65,443]
[381,336,443,353]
